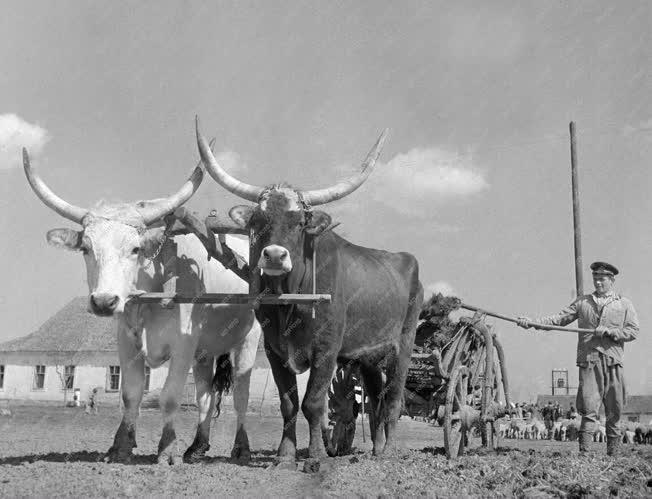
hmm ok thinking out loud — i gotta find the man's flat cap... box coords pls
[590,261,619,276]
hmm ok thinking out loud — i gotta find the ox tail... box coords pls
[212,353,233,418]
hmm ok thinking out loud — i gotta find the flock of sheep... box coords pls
[497,416,652,444]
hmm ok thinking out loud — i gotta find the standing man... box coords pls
[553,402,562,421]
[517,261,639,456]
[542,401,555,439]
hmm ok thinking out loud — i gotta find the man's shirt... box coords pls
[535,292,639,365]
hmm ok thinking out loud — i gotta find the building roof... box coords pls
[624,395,652,414]
[0,297,115,353]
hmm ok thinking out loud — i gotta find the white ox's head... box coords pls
[23,149,204,316]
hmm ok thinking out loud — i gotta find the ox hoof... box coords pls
[304,457,335,474]
[230,445,251,463]
[183,444,210,464]
[303,458,324,474]
[157,451,181,465]
[104,447,134,464]
[272,457,297,471]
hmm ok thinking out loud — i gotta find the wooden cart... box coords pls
[404,313,511,459]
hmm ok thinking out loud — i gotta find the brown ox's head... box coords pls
[195,118,387,287]
[23,148,204,316]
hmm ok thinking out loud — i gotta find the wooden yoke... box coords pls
[132,208,331,308]
[165,207,250,282]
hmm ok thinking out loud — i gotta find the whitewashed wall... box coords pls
[0,354,312,414]
[0,363,169,402]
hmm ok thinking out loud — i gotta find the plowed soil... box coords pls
[0,405,650,497]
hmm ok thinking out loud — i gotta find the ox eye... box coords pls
[132,247,141,255]
[81,247,89,255]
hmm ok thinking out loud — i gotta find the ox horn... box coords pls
[302,129,389,206]
[137,153,206,227]
[23,148,88,224]
[196,116,264,202]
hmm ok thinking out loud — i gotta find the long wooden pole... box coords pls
[570,122,584,297]
[460,303,595,334]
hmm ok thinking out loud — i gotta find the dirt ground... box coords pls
[0,405,650,498]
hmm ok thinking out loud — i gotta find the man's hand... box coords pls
[516,316,533,329]
[595,326,619,340]
[595,325,611,338]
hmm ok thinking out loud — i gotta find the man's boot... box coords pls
[578,430,592,453]
[606,436,620,457]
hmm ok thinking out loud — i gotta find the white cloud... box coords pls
[425,281,456,297]
[337,146,488,216]
[0,114,50,170]
[381,148,488,197]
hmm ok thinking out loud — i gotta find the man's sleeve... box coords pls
[535,300,579,327]
[609,299,639,342]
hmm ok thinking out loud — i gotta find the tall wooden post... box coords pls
[569,122,583,297]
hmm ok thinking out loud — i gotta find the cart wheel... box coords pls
[480,339,506,451]
[443,365,470,459]
[481,353,502,451]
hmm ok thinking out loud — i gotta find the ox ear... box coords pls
[46,228,82,251]
[140,226,167,258]
[229,205,255,228]
[305,210,332,235]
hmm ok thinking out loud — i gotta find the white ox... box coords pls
[23,148,261,464]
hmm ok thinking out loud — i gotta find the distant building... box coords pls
[0,297,167,404]
[0,297,308,413]
[622,395,652,424]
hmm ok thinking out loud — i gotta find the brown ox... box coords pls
[195,119,423,471]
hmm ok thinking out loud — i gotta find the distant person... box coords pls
[553,402,562,421]
[542,401,555,439]
[516,404,523,419]
[85,388,99,415]
[566,404,578,420]
[517,261,639,456]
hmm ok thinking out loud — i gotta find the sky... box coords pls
[1,1,650,401]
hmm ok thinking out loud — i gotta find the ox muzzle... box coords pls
[259,244,293,276]
[89,293,120,316]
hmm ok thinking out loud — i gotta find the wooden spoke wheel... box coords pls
[442,325,507,458]
[443,365,470,459]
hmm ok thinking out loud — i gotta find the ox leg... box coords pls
[106,323,145,463]
[301,354,337,473]
[267,344,299,469]
[157,331,199,465]
[230,323,260,462]
[360,364,386,455]
[301,356,338,472]
[383,290,421,454]
[383,350,414,453]
[183,355,215,464]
